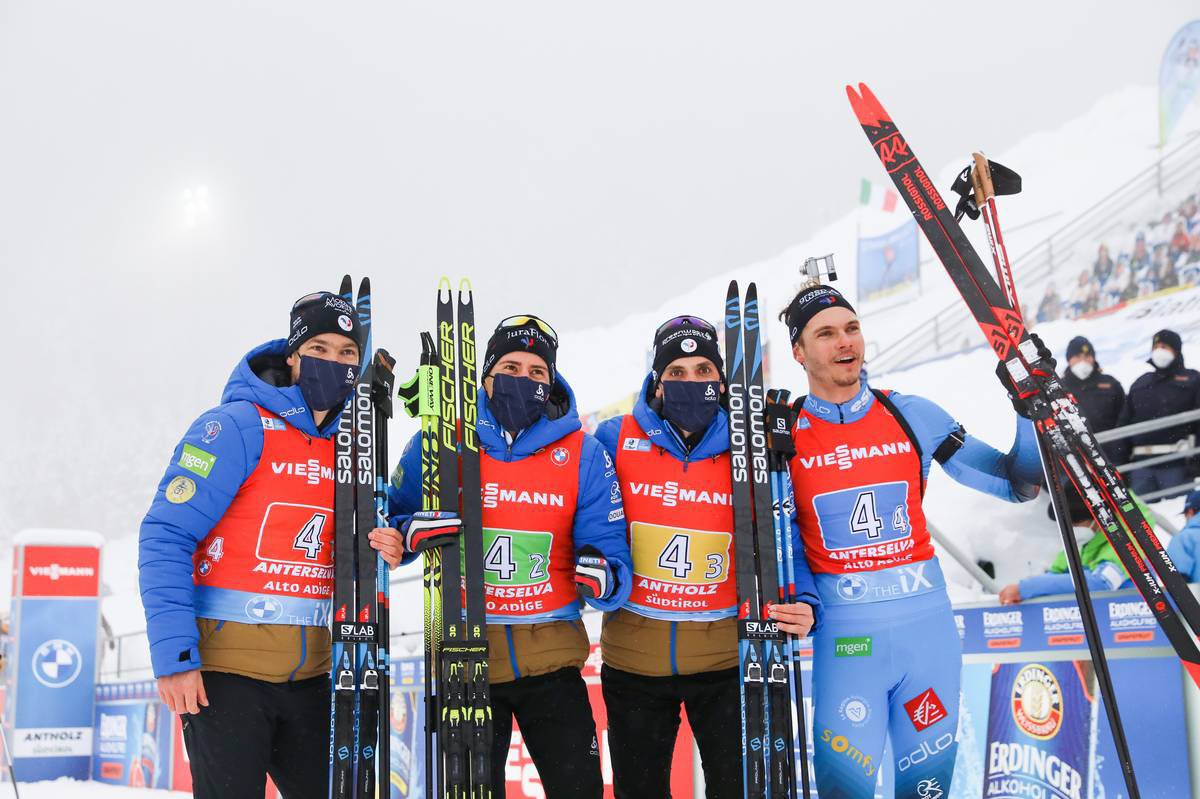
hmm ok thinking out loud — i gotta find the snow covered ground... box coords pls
[9,778,186,798]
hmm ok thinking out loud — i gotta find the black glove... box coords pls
[400,511,462,553]
[995,333,1055,418]
[575,546,615,601]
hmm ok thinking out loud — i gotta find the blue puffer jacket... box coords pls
[138,340,340,678]
[593,373,822,621]
[388,371,634,619]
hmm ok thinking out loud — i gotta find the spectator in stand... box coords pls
[1093,244,1115,285]
[1103,257,1131,307]
[1118,329,1200,498]
[998,490,1130,605]
[1068,270,1098,317]
[1130,232,1151,272]
[1170,221,1191,261]
[1037,282,1063,323]
[1060,336,1125,460]
[1166,489,1200,582]
[1154,243,1179,290]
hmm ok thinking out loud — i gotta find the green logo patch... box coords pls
[834,636,872,657]
[179,444,217,478]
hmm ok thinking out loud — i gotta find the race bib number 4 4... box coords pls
[811,482,911,555]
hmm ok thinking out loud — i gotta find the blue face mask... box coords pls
[661,379,721,433]
[297,355,359,412]
[489,373,550,433]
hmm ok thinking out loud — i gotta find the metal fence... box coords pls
[871,132,1200,376]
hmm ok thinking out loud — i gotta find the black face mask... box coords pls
[489,373,550,434]
[297,355,359,413]
[661,380,721,433]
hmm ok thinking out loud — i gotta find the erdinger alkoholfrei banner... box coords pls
[6,529,104,781]
[92,681,172,788]
[982,661,1091,799]
[856,219,920,312]
[1159,20,1200,146]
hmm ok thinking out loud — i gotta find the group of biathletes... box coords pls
[142,271,1137,799]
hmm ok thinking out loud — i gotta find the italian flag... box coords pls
[859,178,898,212]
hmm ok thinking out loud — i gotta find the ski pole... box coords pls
[0,723,19,799]
[1034,429,1140,799]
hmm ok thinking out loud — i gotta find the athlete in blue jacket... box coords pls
[593,315,820,797]
[1167,489,1200,582]
[769,282,1043,799]
[381,314,632,795]
[139,290,376,799]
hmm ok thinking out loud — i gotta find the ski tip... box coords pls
[437,276,453,303]
[357,276,371,299]
[846,82,890,127]
[727,279,739,295]
[458,276,473,300]
[339,274,353,299]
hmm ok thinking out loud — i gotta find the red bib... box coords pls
[194,406,335,612]
[478,431,583,621]
[614,416,737,618]
[788,399,932,574]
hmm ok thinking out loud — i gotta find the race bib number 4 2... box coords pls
[479,528,554,587]
[811,482,911,553]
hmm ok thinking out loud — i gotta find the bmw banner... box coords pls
[6,529,104,781]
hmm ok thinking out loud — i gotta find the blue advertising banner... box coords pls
[1159,20,1200,145]
[92,682,172,788]
[856,220,920,310]
[11,596,99,780]
[983,661,1091,799]
[954,593,1167,655]
[389,656,427,799]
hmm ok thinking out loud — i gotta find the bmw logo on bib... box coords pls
[551,447,570,466]
[836,573,869,602]
[32,639,83,688]
[246,595,284,623]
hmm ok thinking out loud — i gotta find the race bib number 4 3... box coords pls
[630,522,731,584]
[811,482,911,554]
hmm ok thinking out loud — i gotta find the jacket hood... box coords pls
[632,373,729,460]
[221,339,338,438]
[478,372,582,459]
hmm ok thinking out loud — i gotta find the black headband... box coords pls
[783,285,856,344]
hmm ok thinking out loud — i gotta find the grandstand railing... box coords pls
[871,132,1200,375]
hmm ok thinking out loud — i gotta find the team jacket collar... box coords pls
[221,339,331,438]
[477,372,583,461]
[802,383,875,425]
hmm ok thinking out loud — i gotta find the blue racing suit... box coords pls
[787,384,1041,798]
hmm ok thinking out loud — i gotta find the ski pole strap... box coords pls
[815,558,946,607]
[766,401,797,458]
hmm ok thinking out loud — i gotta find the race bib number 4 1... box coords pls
[811,482,911,554]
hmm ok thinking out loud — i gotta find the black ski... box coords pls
[846,82,1200,692]
[330,276,387,799]
[456,281,492,799]
[726,281,795,799]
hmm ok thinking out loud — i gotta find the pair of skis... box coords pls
[399,279,492,799]
[329,275,395,799]
[848,83,1200,799]
[725,282,809,799]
